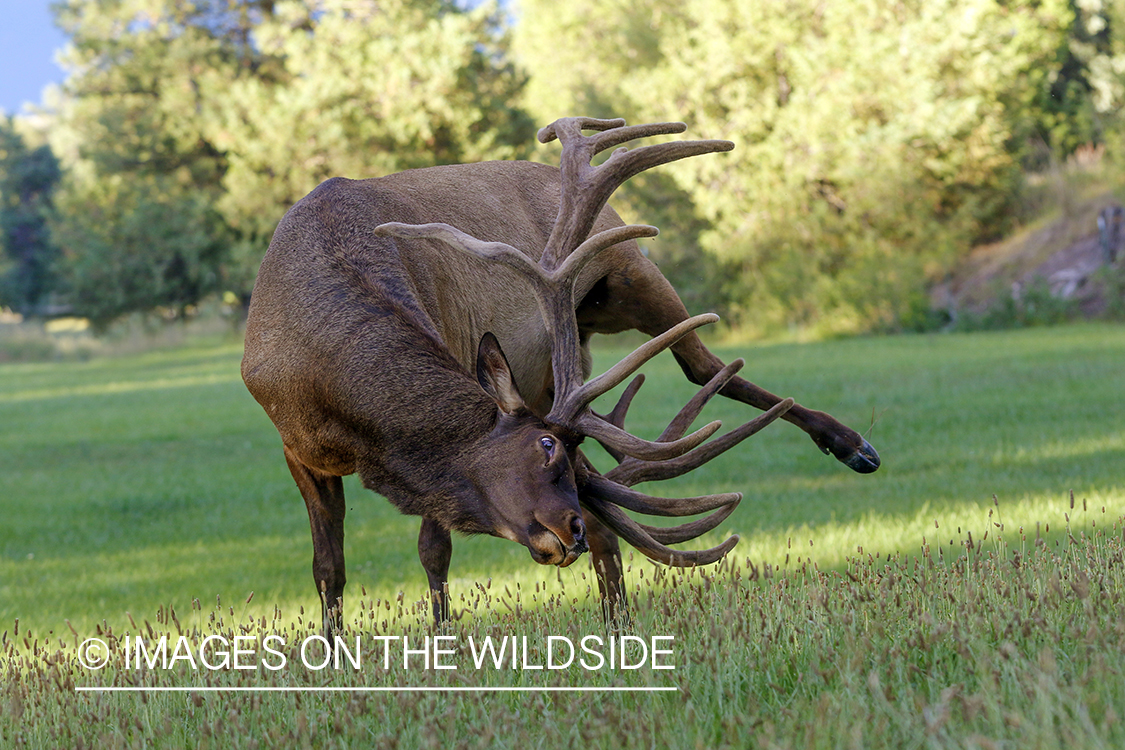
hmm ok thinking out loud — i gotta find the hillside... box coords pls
[934,175,1124,325]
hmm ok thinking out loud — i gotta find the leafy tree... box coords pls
[50,0,248,192]
[0,117,62,315]
[212,0,534,289]
[50,174,225,330]
[48,0,254,320]
[1024,0,1125,160]
[513,0,677,122]
[514,0,1075,334]
[46,0,533,323]
[1063,0,1125,159]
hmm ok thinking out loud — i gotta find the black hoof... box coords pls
[842,438,880,474]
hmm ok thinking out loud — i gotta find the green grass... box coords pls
[4,519,1125,748]
[2,323,1124,747]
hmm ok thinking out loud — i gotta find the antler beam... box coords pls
[579,488,741,567]
[376,118,782,570]
[537,118,734,269]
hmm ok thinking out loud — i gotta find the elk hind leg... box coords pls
[283,445,347,635]
[580,263,879,473]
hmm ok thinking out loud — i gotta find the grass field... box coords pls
[2,323,1124,747]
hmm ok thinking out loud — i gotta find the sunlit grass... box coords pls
[1,324,1122,641]
[2,323,1125,747]
[4,518,1125,749]
[0,371,239,403]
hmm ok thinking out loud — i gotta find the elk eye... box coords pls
[539,436,556,460]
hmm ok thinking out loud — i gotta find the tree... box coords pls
[212,0,534,290]
[46,0,534,323]
[51,174,226,330]
[514,0,1074,334]
[1020,0,1125,161]
[48,0,252,320]
[0,117,62,315]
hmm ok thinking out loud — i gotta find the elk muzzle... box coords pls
[526,510,588,567]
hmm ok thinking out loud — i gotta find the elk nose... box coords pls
[569,514,588,552]
[555,513,588,568]
[571,517,589,557]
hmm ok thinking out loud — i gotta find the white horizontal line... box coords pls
[76,686,677,693]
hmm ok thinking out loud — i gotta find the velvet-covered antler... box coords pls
[374,118,784,567]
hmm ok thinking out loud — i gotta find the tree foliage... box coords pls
[0,118,62,315]
[41,0,532,324]
[514,0,1089,334]
[50,175,226,330]
[212,0,534,288]
[1037,0,1125,158]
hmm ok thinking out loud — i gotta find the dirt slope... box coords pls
[933,191,1121,319]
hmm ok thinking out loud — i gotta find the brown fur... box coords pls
[243,159,879,630]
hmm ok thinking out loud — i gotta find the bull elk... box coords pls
[242,117,880,632]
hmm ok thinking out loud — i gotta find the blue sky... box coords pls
[0,2,507,117]
[0,2,69,116]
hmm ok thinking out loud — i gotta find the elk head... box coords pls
[376,117,791,569]
[471,331,587,567]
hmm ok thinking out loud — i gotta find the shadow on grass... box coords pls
[2,324,1123,637]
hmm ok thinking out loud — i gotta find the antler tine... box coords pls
[537,117,627,143]
[574,413,721,462]
[588,122,689,155]
[583,473,739,517]
[654,359,745,442]
[596,374,645,463]
[640,501,740,545]
[554,224,659,289]
[539,119,690,156]
[549,313,718,424]
[580,489,740,567]
[607,398,795,486]
[606,374,644,428]
[373,222,543,281]
[592,138,736,201]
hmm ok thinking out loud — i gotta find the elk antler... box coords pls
[534,119,734,415]
[374,118,782,567]
[574,364,794,568]
[602,363,796,486]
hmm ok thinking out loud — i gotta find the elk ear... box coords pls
[476,333,526,415]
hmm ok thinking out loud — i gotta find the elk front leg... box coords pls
[283,445,347,635]
[584,510,629,631]
[418,517,452,626]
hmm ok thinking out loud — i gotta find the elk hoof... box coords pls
[842,438,880,474]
